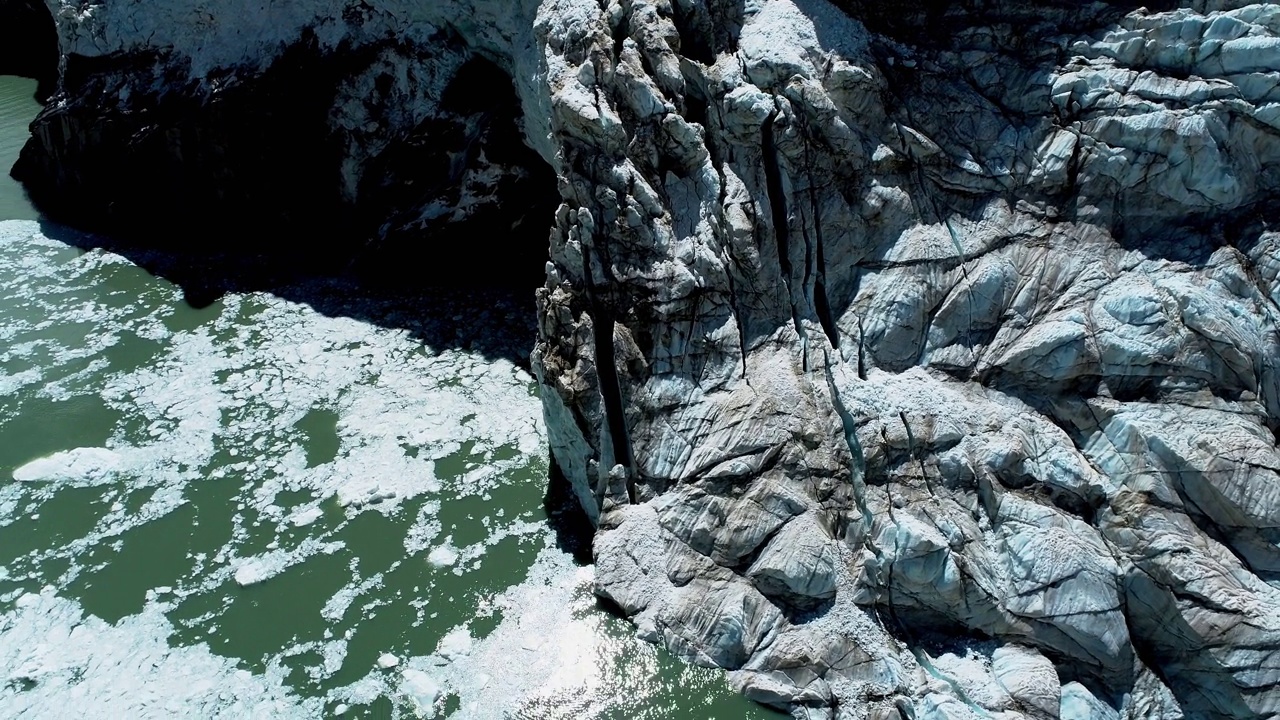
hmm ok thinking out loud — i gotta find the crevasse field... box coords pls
[0,74,774,719]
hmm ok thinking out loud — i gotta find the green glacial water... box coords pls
[0,74,780,718]
[0,77,39,222]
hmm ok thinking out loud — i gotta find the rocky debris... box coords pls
[15,0,1280,717]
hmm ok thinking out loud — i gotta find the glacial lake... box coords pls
[0,73,779,718]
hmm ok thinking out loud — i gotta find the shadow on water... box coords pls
[10,34,561,371]
[31,217,543,371]
[542,453,596,567]
[19,214,609,577]
[543,456,647,623]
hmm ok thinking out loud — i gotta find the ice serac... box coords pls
[15,0,1280,718]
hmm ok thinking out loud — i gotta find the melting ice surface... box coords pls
[0,218,777,718]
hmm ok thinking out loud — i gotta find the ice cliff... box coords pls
[11,0,1280,717]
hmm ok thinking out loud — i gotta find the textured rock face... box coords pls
[16,0,1280,718]
[13,0,558,287]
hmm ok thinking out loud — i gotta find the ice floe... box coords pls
[0,588,318,718]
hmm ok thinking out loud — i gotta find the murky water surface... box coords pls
[0,77,39,221]
[0,73,779,718]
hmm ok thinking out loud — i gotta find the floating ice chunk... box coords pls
[436,627,473,660]
[344,547,647,716]
[403,500,443,555]
[321,572,385,623]
[427,540,459,568]
[336,482,399,508]
[0,219,559,714]
[377,653,400,669]
[0,589,318,717]
[289,506,324,527]
[318,639,348,679]
[402,669,442,714]
[232,539,344,587]
[12,447,132,483]
[234,559,277,587]
[0,368,43,396]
